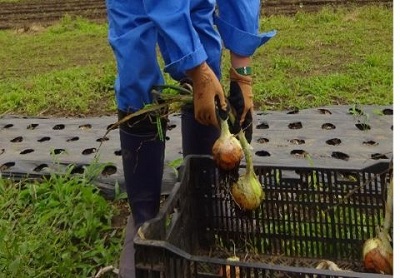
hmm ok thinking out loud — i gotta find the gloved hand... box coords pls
[228,67,254,143]
[186,62,228,128]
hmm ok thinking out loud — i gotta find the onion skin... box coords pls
[362,164,393,275]
[231,170,264,211]
[230,130,264,211]
[363,236,393,274]
[212,118,243,171]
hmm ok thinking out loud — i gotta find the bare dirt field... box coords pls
[0,0,392,30]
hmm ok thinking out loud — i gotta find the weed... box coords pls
[0,167,123,277]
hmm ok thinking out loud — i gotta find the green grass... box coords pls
[0,5,393,277]
[0,5,393,116]
[252,5,393,110]
[0,16,117,116]
[0,167,123,277]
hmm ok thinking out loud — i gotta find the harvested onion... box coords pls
[363,236,393,274]
[212,118,243,171]
[362,163,393,275]
[230,130,264,210]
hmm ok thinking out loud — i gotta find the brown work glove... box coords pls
[228,67,254,142]
[186,62,228,128]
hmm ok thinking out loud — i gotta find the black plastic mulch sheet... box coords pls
[0,105,393,198]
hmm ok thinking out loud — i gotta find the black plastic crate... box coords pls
[134,156,391,278]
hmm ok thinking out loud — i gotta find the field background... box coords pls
[0,0,393,29]
[0,1,393,277]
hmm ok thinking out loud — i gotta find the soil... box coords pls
[0,0,392,30]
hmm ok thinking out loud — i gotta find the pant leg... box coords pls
[106,0,164,112]
[154,0,221,81]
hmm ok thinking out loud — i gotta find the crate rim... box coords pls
[134,236,390,278]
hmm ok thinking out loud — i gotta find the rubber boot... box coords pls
[118,110,166,278]
[181,103,220,157]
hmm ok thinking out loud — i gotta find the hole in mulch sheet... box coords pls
[67,136,79,142]
[38,136,51,142]
[33,164,49,172]
[371,153,389,160]
[167,124,177,130]
[53,149,66,155]
[102,165,117,176]
[289,139,305,145]
[288,122,302,129]
[257,137,269,144]
[290,149,309,158]
[3,124,13,129]
[326,138,341,146]
[0,162,15,171]
[97,137,109,142]
[318,108,332,115]
[79,124,92,130]
[255,150,271,157]
[71,165,85,174]
[27,124,39,130]
[363,140,378,146]
[114,150,122,156]
[256,123,269,129]
[331,151,349,161]
[355,123,371,131]
[82,148,97,155]
[11,136,23,143]
[322,123,336,130]
[53,124,65,130]
[20,149,34,155]
[382,108,393,115]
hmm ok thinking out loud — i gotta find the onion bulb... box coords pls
[362,163,393,275]
[363,236,393,274]
[230,130,264,210]
[212,118,243,171]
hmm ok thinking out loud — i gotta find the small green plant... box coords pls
[0,165,123,277]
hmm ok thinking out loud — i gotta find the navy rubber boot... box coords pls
[118,110,166,278]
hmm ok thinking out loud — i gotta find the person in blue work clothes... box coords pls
[105,0,275,276]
